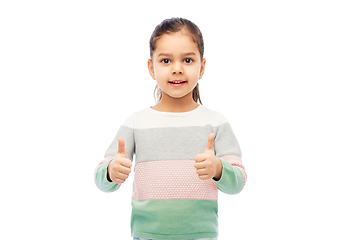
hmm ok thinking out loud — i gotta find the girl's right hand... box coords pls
[107,137,132,184]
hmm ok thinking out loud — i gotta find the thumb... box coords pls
[205,133,215,152]
[117,137,127,158]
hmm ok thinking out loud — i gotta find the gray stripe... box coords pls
[214,122,242,158]
[104,123,241,164]
[134,123,241,163]
[104,125,135,160]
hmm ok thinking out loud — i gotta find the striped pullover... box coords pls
[94,105,247,239]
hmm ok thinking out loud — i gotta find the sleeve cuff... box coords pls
[94,158,120,192]
[213,158,244,194]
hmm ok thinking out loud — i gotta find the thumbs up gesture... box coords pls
[107,137,133,184]
[194,133,223,181]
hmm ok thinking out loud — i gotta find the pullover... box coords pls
[94,105,247,239]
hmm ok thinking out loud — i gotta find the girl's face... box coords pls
[148,31,206,101]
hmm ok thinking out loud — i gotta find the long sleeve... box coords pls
[212,121,247,194]
[94,115,135,193]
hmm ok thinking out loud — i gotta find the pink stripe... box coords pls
[132,160,218,201]
[220,155,247,188]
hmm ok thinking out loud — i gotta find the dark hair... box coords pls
[150,17,204,104]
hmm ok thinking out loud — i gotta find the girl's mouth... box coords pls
[169,80,187,87]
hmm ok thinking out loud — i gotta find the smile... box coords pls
[169,80,187,84]
[169,80,187,87]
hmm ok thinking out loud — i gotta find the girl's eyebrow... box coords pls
[157,53,172,58]
[157,52,197,58]
[183,52,197,56]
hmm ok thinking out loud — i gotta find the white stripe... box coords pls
[123,105,228,129]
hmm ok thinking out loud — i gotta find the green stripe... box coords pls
[131,199,218,239]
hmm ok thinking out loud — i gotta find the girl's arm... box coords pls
[212,122,247,194]
[94,115,135,193]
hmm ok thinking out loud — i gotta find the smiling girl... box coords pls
[95,17,247,240]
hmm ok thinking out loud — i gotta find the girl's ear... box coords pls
[199,58,206,79]
[148,59,156,80]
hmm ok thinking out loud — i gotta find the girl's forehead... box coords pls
[154,32,199,56]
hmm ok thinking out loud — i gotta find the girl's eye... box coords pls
[161,59,170,64]
[184,58,193,64]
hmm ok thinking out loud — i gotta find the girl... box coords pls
[95,17,247,240]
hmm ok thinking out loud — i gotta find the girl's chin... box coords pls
[162,91,194,100]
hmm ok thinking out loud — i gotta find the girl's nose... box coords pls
[172,62,183,75]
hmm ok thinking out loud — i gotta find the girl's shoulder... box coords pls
[200,105,228,120]
[118,107,154,129]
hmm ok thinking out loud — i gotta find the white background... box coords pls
[1,1,359,239]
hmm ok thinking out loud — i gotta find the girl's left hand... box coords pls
[194,133,223,181]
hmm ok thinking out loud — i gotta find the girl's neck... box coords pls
[151,92,199,113]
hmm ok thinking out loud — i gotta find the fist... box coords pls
[194,133,223,181]
[107,137,132,184]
